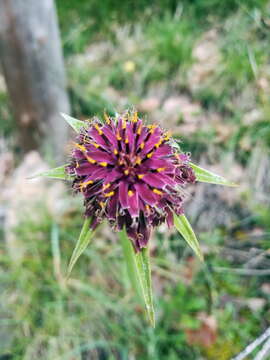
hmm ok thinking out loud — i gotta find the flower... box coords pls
[66,111,196,251]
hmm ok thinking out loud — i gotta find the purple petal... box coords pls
[104,169,122,183]
[119,181,129,208]
[102,126,118,148]
[142,173,166,188]
[107,191,118,220]
[127,189,139,217]
[87,150,115,164]
[134,182,158,206]
[75,163,98,176]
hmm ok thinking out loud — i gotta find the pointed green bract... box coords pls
[174,213,204,261]
[67,218,95,278]
[61,112,87,133]
[190,162,236,187]
[119,229,155,327]
[29,164,69,180]
[136,247,155,327]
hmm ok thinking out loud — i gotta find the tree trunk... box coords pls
[0,0,70,162]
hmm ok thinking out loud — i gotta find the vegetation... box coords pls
[0,0,270,358]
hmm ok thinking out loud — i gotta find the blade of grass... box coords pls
[119,229,155,327]
[174,213,204,261]
[190,162,236,186]
[67,218,95,278]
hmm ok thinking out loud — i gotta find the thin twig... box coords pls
[231,327,270,360]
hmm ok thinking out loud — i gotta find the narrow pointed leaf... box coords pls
[61,112,87,133]
[190,162,236,187]
[174,213,204,261]
[119,229,143,301]
[136,247,155,327]
[119,229,155,327]
[29,164,69,180]
[67,218,95,277]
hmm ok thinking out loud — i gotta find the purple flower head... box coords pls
[67,111,196,251]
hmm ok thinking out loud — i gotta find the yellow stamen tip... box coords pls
[86,157,96,164]
[147,152,153,158]
[104,112,111,124]
[140,142,145,150]
[105,191,114,197]
[74,143,86,152]
[136,157,142,165]
[100,162,107,167]
[103,183,111,190]
[138,174,144,179]
[125,138,129,144]
[124,169,129,175]
[94,124,103,135]
[128,190,134,197]
[157,167,165,172]
[113,149,118,155]
[153,188,162,195]
[132,112,138,122]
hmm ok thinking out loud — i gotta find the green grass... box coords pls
[0,206,268,359]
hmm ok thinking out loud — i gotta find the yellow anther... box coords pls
[94,124,103,135]
[132,112,138,122]
[118,159,124,165]
[137,124,142,135]
[164,131,172,141]
[147,152,153,158]
[138,174,144,179]
[92,142,100,148]
[99,201,105,208]
[140,142,145,150]
[76,161,79,168]
[124,169,129,175]
[86,156,96,164]
[116,131,122,141]
[128,190,134,197]
[103,183,111,190]
[125,137,129,144]
[99,162,107,167]
[153,188,162,195]
[81,180,93,188]
[105,191,115,197]
[122,118,127,129]
[157,167,165,172]
[113,149,118,155]
[155,140,163,148]
[146,204,150,211]
[74,143,86,152]
[135,157,142,165]
[104,112,111,124]
[150,124,157,134]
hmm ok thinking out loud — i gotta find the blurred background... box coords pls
[0,0,270,359]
